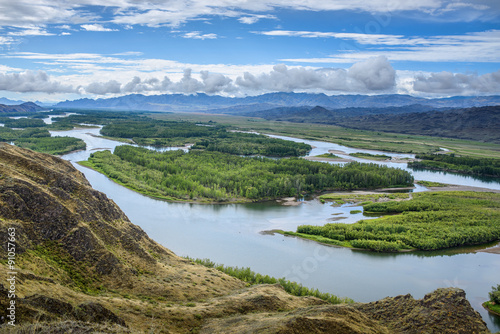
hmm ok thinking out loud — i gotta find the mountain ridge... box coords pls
[54,92,500,112]
[0,102,45,113]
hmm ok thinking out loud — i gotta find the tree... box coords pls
[490,284,500,304]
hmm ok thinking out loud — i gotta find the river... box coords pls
[50,125,500,331]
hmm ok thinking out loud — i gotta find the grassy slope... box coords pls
[149,113,500,159]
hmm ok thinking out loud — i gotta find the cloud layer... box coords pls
[413,70,500,95]
[0,57,397,96]
[0,70,73,93]
[0,0,498,31]
[278,30,500,64]
[0,54,497,98]
[236,56,395,92]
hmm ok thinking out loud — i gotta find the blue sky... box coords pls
[0,0,499,102]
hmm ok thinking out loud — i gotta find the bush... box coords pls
[490,284,500,304]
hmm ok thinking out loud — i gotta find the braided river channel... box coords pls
[51,123,500,331]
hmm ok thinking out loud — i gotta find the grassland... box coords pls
[416,180,449,187]
[349,152,391,160]
[149,113,500,159]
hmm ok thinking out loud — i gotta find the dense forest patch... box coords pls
[100,118,311,157]
[289,191,500,252]
[15,137,86,155]
[0,125,84,155]
[408,154,500,178]
[82,146,414,203]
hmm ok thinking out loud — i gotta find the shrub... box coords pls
[490,284,500,304]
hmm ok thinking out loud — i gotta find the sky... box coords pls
[0,0,499,103]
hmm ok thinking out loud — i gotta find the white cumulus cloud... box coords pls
[81,24,118,32]
[236,56,396,93]
[182,31,217,40]
[0,70,74,93]
[413,70,500,95]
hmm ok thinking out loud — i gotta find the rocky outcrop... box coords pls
[354,288,490,334]
[0,144,492,333]
[200,285,490,334]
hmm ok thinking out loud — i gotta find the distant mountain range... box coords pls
[333,105,500,143]
[0,102,45,113]
[54,93,500,112]
[0,97,27,105]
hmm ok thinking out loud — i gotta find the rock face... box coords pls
[354,288,490,334]
[0,143,492,333]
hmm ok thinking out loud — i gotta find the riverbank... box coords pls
[483,302,500,317]
[477,245,500,254]
[303,156,353,162]
[326,149,417,164]
[265,229,417,253]
[422,183,500,193]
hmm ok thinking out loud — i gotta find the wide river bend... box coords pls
[51,125,500,331]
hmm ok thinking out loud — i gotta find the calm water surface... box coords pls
[52,126,500,331]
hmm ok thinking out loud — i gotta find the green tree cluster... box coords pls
[2,118,46,128]
[0,127,50,141]
[408,154,500,177]
[100,118,312,157]
[295,191,500,252]
[192,133,311,157]
[490,284,500,304]
[85,146,414,202]
[15,137,86,155]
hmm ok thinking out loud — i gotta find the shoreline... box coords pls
[421,183,500,193]
[265,229,500,255]
[483,302,500,317]
[264,229,417,253]
[303,156,353,162]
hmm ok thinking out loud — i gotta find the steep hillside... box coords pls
[0,102,45,114]
[0,143,491,333]
[336,105,500,143]
[242,105,500,144]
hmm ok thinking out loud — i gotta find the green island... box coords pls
[1,117,46,128]
[282,191,500,252]
[314,153,341,159]
[416,180,449,187]
[349,152,392,160]
[0,126,86,155]
[15,136,86,155]
[81,145,414,203]
[99,118,312,157]
[187,257,353,304]
[408,154,500,178]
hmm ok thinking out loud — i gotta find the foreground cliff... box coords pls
[0,143,491,333]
